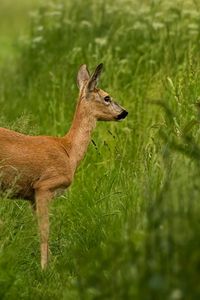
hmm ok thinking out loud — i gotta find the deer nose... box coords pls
[116,110,128,120]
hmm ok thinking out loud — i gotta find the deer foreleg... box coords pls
[35,189,52,270]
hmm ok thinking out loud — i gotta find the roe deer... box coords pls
[0,63,128,269]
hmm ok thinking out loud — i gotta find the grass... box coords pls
[0,0,200,299]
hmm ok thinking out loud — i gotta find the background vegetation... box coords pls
[0,0,200,299]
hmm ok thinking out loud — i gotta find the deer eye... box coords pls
[104,96,111,103]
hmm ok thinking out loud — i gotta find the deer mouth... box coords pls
[116,110,128,120]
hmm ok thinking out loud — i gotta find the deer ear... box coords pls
[77,64,90,90]
[87,63,103,92]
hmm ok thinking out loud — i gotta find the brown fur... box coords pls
[0,64,128,269]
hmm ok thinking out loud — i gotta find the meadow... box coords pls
[0,0,200,299]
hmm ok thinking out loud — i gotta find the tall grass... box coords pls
[0,0,200,299]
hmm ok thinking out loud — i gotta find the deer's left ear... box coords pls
[87,63,103,92]
[77,64,90,90]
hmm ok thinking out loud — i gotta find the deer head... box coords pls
[77,63,128,121]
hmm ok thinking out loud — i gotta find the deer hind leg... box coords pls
[35,189,52,270]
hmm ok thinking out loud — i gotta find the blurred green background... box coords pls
[0,0,200,299]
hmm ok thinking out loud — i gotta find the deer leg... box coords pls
[30,199,36,212]
[35,189,52,270]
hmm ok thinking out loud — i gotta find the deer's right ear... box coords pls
[77,64,90,90]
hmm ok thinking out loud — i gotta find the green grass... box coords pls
[1,0,200,299]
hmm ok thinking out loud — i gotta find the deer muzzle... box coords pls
[116,110,128,120]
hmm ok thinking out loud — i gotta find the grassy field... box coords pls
[1,0,200,299]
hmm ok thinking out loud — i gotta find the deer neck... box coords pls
[64,101,96,169]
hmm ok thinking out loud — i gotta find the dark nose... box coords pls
[116,110,128,120]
